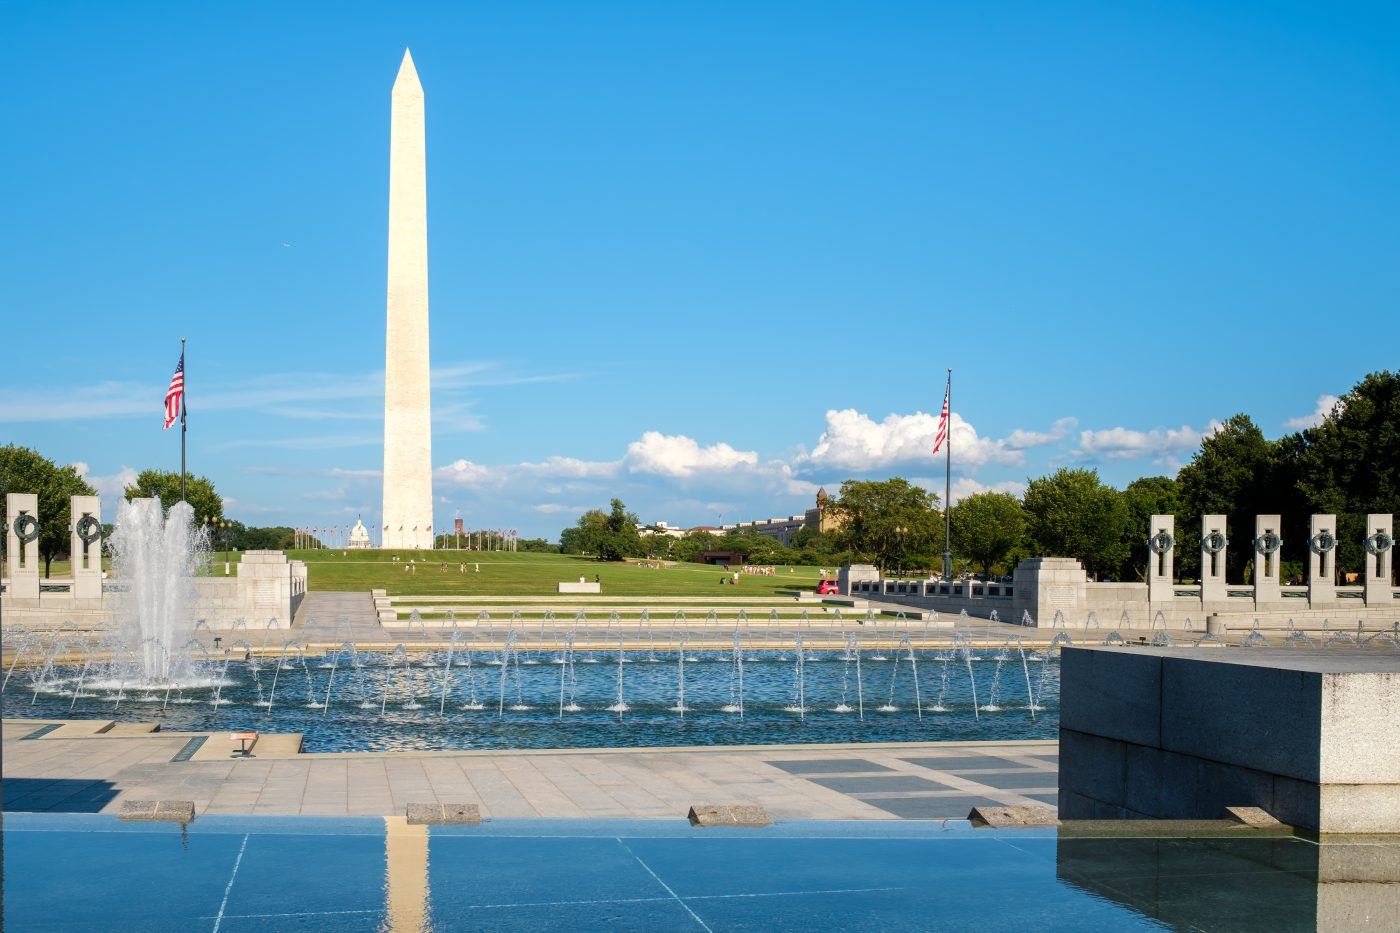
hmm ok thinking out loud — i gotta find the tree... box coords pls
[560,499,642,561]
[560,509,608,556]
[1119,476,1179,581]
[1284,371,1400,578]
[829,478,940,576]
[948,492,1027,578]
[0,444,96,576]
[1175,414,1283,580]
[123,469,223,526]
[1022,468,1130,579]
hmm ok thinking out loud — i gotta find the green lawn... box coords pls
[37,549,831,597]
[292,550,827,597]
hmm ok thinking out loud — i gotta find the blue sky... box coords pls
[3,1,1398,537]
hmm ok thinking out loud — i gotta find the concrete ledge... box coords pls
[557,582,601,594]
[1223,805,1284,827]
[968,806,1058,828]
[405,802,481,825]
[118,800,196,823]
[106,722,160,736]
[1056,819,1293,838]
[688,804,772,827]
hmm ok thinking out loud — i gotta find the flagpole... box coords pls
[942,368,952,580]
[180,336,187,504]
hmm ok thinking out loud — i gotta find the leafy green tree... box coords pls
[1022,468,1130,579]
[948,491,1027,578]
[560,500,642,561]
[1176,414,1283,580]
[1284,371,1400,578]
[123,469,223,526]
[560,509,607,556]
[1119,476,1180,581]
[601,499,644,561]
[0,444,96,576]
[829,478,940,576]
[672,531,718,564]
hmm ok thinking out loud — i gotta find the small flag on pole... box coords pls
[163,353,185,429]
[931,379,950,454]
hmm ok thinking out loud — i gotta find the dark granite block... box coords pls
[809,775,946,794]
[765,758,893,775]
[859,795,995,819]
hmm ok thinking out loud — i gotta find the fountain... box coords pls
[107,498,208,683]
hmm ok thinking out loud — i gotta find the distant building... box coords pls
[717,489,842,546]
[347,518,372,549]
[638,521,687,539]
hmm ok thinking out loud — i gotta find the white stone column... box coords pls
[1199,514,1228,604]
[1363,514,1394,605]
[1307,514,1337,605]
[5,493,41,602]
[70,494,103,603]
[1147,515,1175,603]
[1252,514,1282,604]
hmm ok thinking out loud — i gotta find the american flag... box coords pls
[163,353,185,429]
[931,378,950,454]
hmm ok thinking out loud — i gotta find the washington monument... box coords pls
[382,49,433,549]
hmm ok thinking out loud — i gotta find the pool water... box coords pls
[4,813,1384,931]
[10,651,1059,752]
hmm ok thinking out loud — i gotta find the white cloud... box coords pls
[436,455,619,487]
[0,361,573,423]
[1283,394,1341,430]
[624,431,758,478]
[1004,417,1077,449]
[72,462,138,514]
[531,503,590,515]
[949,477,1028,504]
[797,409,1030,472]
[1075,425,1204,464]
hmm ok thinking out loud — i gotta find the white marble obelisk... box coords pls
[382,50,434,550]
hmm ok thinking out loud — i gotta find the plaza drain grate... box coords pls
[170,736,208,762]
[21,724,62,740]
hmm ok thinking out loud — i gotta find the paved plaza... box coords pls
[2,718,1056,822]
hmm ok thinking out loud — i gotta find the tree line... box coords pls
[559,371,1399,583]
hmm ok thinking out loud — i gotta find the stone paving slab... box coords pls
[1,717,1055,821]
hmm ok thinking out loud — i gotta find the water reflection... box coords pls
[1056,833,1400,931]
[382,816,432,932]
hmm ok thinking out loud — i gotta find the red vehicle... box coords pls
[816,578,841,595]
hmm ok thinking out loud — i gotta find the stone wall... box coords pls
[842,511,1398,631]
[1057,645,1400,833]
[1,550,306,630]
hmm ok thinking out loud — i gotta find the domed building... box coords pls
[347,518,372,549]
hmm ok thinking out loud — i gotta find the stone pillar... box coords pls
[69,495,103,603]
[5,493,41,603]
[1252,514,1282,604]
[1363,514,1394,605]
[1147,515,1175,603]
[1011,557,1087,624]
[1199,514,1228,604]
[1307,514,1337,606]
